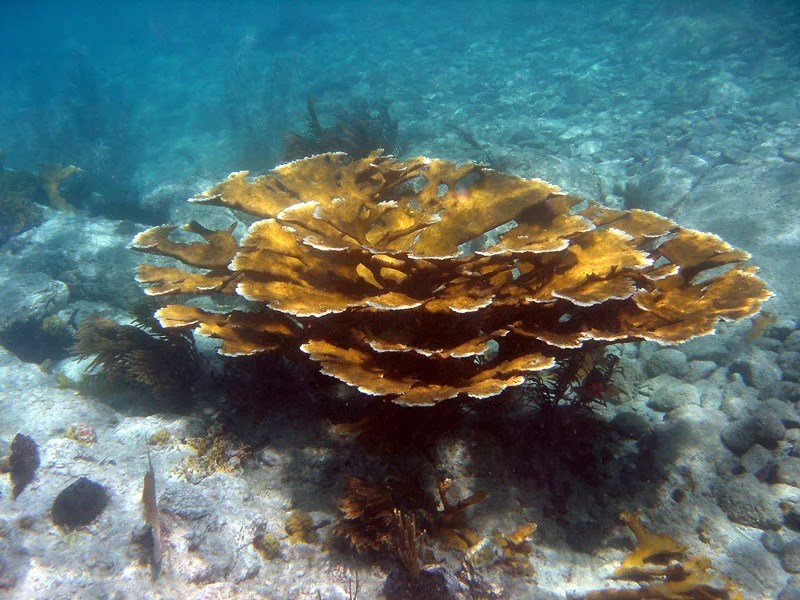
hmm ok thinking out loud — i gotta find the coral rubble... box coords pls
[585,512,743,599]
[132,152,771,406]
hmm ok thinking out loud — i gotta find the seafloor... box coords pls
[1,2,800,599]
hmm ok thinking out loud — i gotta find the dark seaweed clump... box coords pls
[71,304,201,407]
[0,433,40,499]
[284,97,403,160]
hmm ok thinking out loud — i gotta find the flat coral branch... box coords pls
[131,152,771,406]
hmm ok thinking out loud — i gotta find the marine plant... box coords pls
[283,98,402,160]
[333,475,487,559]
[0,191,42,244]
[131,151,770,408]
[71,304,201,403]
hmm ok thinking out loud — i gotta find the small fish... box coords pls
[143,446,163,577]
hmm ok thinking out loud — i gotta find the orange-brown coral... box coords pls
[131,152,771,406]
[39,163,81,211]
[585,512,742,599]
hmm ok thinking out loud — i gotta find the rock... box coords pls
[52,477,109,529]
[740,444,775,477]
[763,398,800,428]
[647,382,699,413]
[715,474,783,530]
[720,376,760,421]
[721,420,757,455]
[763,530,785,554]
[753,410,789,448]
[754,336,783,353]
[779,458,800,488]
[731,347,783,394]
[685,360,718,382]
[160,483,213,521]
[383,566,469,600]
[679,335,730,363]
[780,351,800,383]
[779,576,800,600]
[611,411,651,439]
[786,331,800,353]
[772,320,797,342]
[644,348,688,379]
[784,539,800,574]
[721,411,786,455]
[5,214,142,308]
[0,272,69,332]
[785,382,800,404]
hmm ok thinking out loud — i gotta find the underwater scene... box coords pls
[0,0,799,598]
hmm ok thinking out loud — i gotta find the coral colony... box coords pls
[131,151,770,407]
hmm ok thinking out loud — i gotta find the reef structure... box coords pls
[131,152,770,406]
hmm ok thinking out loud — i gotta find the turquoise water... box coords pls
[1,2,800,598]
[1,1,797,202]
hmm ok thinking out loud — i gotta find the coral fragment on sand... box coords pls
[585,512,743,599]
[132,152,771,406]
[285,510,319,544]
[465,522,537,575]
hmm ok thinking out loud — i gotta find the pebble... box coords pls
[740,445,775,476]
[763,530,785,554]
[784,539,800,574]
[779,576,800,600]
[715,474,783,530]
[685,360,718,382]
[721,411,786,455]
[731,347,783,393]
[786,331,800,353]
[644,348,688,378]
[610,411,651,439]
[647,382,699,413]
[778,457,800,488]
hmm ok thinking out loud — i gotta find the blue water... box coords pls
[1,1,797,213]
[1,2,800,597]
